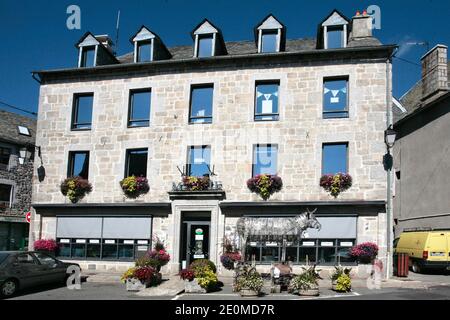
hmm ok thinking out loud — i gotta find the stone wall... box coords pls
[0,159,34,220]
[32,59,388,205]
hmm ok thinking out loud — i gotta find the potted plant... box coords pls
[349,242,379,264]
[121,266,160,291]
[60,176,92,203]
[182,175,210,191]
[220,236,242,270]
[233,264,264,297]
[182,259,218,293]
[119,176,150,199]
[135,239,170,272]
[33,239,59,256]
[289,265,321,296]
[320,173,352,198]
[330,266,352,292]
[247,174,283,200]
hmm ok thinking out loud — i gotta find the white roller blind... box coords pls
[102,217,152,239]
[57,217,102,238]
[305,217,356,239]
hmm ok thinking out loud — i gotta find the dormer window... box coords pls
[130,26,171,63]
[192,19,227,58]
[197,34,214,57]
[319,10,350,50]
[137,41,152,62]
[76,32,118,68]
[261,30,278,53]
[80,46,96,68]
[255,14,285,53]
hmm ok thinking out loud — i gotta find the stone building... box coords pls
[30,11,395,275]
[393,44,450,236]
[0,109,36,251]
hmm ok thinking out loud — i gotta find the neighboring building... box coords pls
[0,109,36,251]
[30,10,395,275]
[393,44,450,237]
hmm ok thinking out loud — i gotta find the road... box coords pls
[5,281,450,300]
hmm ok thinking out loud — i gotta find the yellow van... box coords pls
[394,230,450,273]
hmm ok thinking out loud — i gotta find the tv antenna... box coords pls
[114,10,121,55]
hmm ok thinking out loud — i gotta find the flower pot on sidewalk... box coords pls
[299,286,320,296]
[126,278,146,292]
[239,289,259,297]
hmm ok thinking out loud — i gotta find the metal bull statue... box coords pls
[236,208,321,261]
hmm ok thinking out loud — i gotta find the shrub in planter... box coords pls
[288,265,322,296]
[121,266,161,291]
[135,241,170,271]
[60,177,92,203]
[233,264,264,296]
[349,242,379,264]
[120,176,150,199]
[320,173,352,198]
[179,269,195,282]
[247,174,283,200]
[196,268,219,292]
[33,239,58,254]
[189,259,217,274]
[182,176,210,191]
[220,252,242,270]
[330,266,352,292]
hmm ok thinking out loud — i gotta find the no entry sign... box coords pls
[25,212,31,223]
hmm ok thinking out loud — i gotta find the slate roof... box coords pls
[396,61,450,123]
[0,110,37,146]
[116,37,378,64]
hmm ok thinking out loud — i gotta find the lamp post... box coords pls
[384,125,397,279]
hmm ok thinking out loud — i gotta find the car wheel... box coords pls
[1,279,18,297]
[412,261,421,273]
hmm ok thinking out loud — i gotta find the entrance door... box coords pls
[183,222,210,267]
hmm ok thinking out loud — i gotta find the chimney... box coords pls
[350,11,372,39]
[421,44,448,100]
[95,34,115,54]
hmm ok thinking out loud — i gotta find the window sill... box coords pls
[70,128,92,132]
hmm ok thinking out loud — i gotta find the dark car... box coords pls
[0,251,81,297]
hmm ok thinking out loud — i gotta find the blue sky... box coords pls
[0,0,449,117]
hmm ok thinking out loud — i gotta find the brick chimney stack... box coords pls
[421,44,448,100]
[350,10,373,39]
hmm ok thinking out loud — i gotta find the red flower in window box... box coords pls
[247,174,283,200]
[60,177,92,203]
[320,173,352,198]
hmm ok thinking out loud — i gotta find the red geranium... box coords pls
[33,239,58,252]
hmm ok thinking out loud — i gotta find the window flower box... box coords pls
[320,173,352,198]
[60,177,92,204]
[182,176,210,191]
[247,174,282,200]
[120,176,149,199]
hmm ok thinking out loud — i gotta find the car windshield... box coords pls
[0,253,9,264]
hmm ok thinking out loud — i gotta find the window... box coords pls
[0,184,12,207]
[326,26,344,49]
[34,252,58,267]
[128,89,151,127]
[71,94,93,130]
[187,146,211,177]
[56,216,152,261]
[125,149,148,177]
[323,78,349,118]
[16,253,38,265]
[255,81,279,121]
[252,144,277,176]
[68,151,89,179]
[0,147,11,167]
[197,34,214,57]
[261,30,278,53]
[322,143,348,175]
[18,126,31,136]
[137,41,152,62]
[189,85,213,124]
[80,46,96,68]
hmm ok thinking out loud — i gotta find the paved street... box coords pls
[5,271,450,300]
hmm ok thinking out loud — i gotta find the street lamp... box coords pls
[384,125,397,280]
[384,126,397,149]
